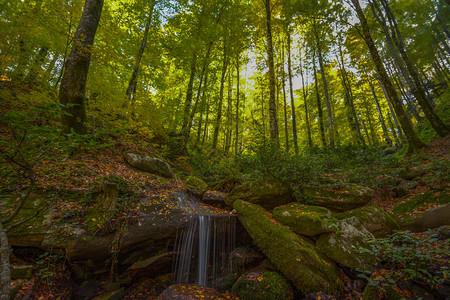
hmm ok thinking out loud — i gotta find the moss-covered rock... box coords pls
[217,274,239,293]
[273,203,335,236]
[362,284,404,300]
[157,284,233,299]
[392,191,450,226]
[297,185,374,212]
[405,203,450,232]
[233,200,343,296]
[229,246,263,274]
[226,180,293,210]
[316,217,374,272]
[337,206,399,238]
[184,176,208,196]
[124,152,174,178]
[231,270,294,300]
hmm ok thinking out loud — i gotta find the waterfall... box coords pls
[173,214,236,287]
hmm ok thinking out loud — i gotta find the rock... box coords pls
[202,190,227,208]
[297,185,374,212]
[316,217,374,272]
[124,152,174,178]
[157,284,234,299]
[392,191,450,226]
[217,274,239,293]
[184,176,208,196]
[92,288,125,300]
[304,292,337,300]
[233,200,343,296]
[273,203,335,236]
[405,204,450,232]
[226,180,293,210]
[11,265,33,280]
[231,269,294,300]
[75,280,102,299]
[362,284,404,300]
[125,252,173,279]
[337,206,399,238]
[229,246,263,274]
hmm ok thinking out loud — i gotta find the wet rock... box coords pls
[273,203,335,236]
[233,200,343,296]
[226,180,293,210]
[217,274,239,293]
[11,265,33,280]
[297,185,374,212]
[202,190,227,208]
[229,246,263,274]
[316,217,374,272]
[231,269,294,300]
[125,252,173,279]
[92,288,125,300]
[337,206,399,237]
[124,152,174,178]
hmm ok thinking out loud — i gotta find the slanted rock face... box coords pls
[124,152,174,178]
[233,200,343,296]
[184,176,208,196]
[226,180,293,211]
[316,217,374,272]
[298,185,374,212]
[337,206,399,238]
[231,269,294,300]
[273,203,335,237]
[405,204,450,232]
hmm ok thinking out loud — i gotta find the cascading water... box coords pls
[173,214,236,287]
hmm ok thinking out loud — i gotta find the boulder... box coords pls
[184,176,208,196]
[273,203,335,236]
[297,185,374,212]
[229,246,263,274]
[316,217,374,272]
[202,190,227,209]
[231,269,294,300]
[392,191,450,226]
[233,200,343,296]
[157,284,234,300]
[92,288,125,300]
[226,180,293,210]
[124,152,174,178]
[405,204,450,232]
[337,206,399,237]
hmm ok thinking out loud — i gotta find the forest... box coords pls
[0,0,449,299]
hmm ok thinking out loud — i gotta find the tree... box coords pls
[59,0,105,134]
[350,0,426,153]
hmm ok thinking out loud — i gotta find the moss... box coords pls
[234,200,343,296]
[392,191,450,225]
[231,270,294,300]
[184,176,208,195]
[226,180,293,210]
[337,206,399,238]
[273,203,335,236]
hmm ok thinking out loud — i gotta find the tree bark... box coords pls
[287,31,299,154]
[0,223,10,300]
[351,0,425,153]
[59,0,104,134]
[265,0,279,144]
[181,53,198,135]
[281,41,289,152]
[369,78,392,146]
[235,59,240,155]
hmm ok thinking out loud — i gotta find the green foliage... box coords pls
[357,230,449,290]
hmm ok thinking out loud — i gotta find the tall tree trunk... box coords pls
[317,39,334,150]
[299,51,312,148]
[124,2,156,116]
[212,45,228,150]
[337,47,364,145]
[281,41,289,152]
[369,78,392,146]
[265,0,279,144]
[313,49,326,147]
[181,45,212,153]
[224,71,233,154]
[287,31,299,154]
[379,0,449,137]
[351,0,425,153]
[59,0,104,134]
[379,78,405,143]
[235,59,240,156]
[0,223,10,300]
[181,53,198,135]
